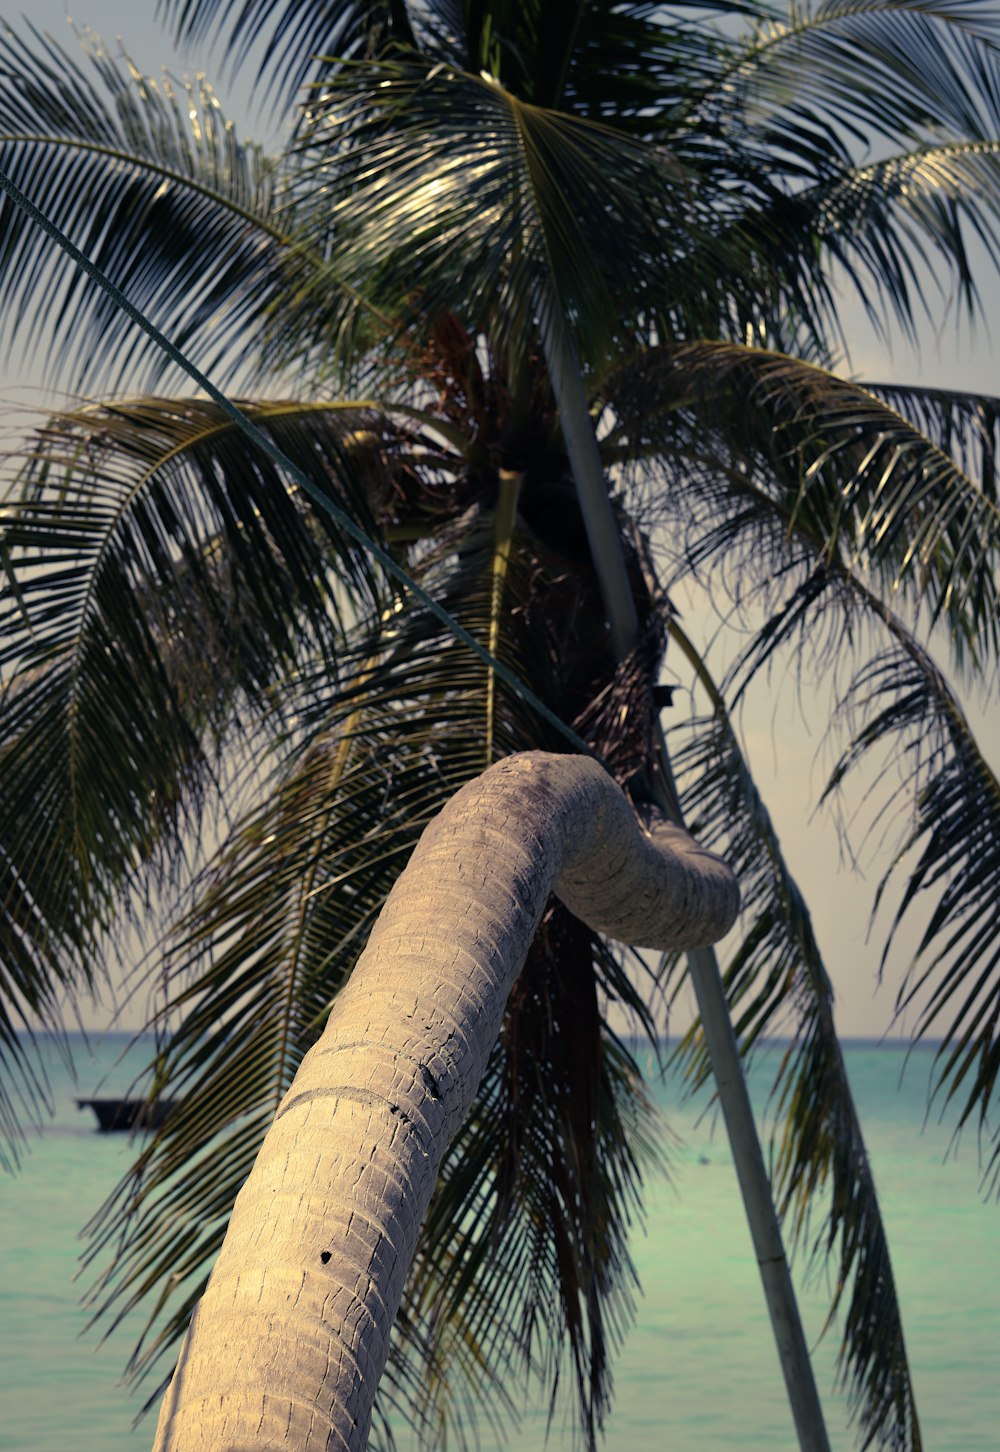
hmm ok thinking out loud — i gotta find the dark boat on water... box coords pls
[76,1097,178,1132]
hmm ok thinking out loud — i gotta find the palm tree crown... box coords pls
[1,2,998,1448]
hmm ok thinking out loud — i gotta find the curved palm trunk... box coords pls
[152,752,738,1451]
[541,327,833,1452]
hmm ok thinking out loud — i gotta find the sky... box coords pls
[1,0,998,1044]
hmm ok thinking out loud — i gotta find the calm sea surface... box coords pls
[1,1034,996,1451]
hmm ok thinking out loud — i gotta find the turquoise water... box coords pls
[1,1035,996,1450]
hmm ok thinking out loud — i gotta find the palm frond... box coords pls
[821,626,1000,1187]
[807,140,1000,334]
[0,23,319,389]
[158,0,418,112]
[0,395,389,1138]
[83,652,495,1410]
[665,621,921,1450]
[681,0,1000,145]
[864,381,1000,508]
[704,530,1000,1179]
[607,342,1000,660]
[670,414,1000,1179]
[0,394,386,797]
[556,0,758,126]
[159,0,764,125]
[0,847,88,1167]
[647,2,1000,345]
[292,59,741,376]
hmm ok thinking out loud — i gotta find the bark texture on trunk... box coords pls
[152,752,738,1451]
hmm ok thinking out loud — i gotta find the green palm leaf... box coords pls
[410,948,662,1449]
[680,0,1000,143]
[803,140,1000,333]
[822,628,1000,1183]
[864,381,1000,505]
[0,836,87,1167]
[607,342,1000,658]
[292,58,736,375]
[710,542,1000,1175]
[0,24,303,388]
[0,396,387,1128]
[159,0,418,110]
[646,2,1000,344]
[651,314,1000,1152]
[283,2,1000,378]
[159,0,757,122]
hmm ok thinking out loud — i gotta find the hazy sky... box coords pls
[2,1,998,1043]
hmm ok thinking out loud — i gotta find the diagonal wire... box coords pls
[0,164,596,760]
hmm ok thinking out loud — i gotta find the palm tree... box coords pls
[1,2,998,1448]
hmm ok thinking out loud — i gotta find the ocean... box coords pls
[1,1034,996,1451]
